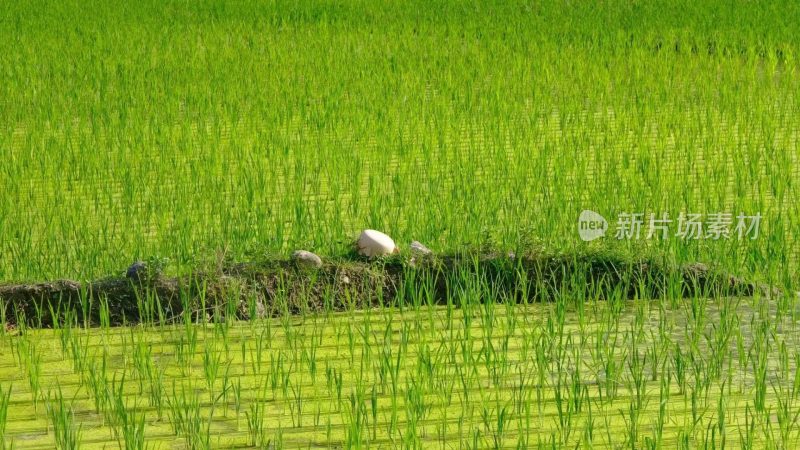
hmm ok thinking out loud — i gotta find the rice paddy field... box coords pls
[1,0,800,448]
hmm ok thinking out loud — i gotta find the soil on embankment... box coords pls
[0,252,775,328]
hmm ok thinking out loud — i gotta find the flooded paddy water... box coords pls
[0,294,797,448]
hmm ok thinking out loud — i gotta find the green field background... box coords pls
[1,0,798,282]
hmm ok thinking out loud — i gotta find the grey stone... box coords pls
[292,250,323,268]
[409,241,432,255]
[126,261,148,282]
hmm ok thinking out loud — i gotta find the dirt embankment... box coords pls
[0,253,772,328]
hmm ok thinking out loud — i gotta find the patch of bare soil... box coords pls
[0,253,772,328]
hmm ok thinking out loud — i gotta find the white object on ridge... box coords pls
[357,229,399,257]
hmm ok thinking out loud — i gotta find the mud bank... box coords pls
[0,252,772,327]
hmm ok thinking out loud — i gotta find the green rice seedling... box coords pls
[67,331,89,376]
[223,289,240,325]
[83,357,110,416]
[47,301,65,333]
[0,385,10,447]
[752,338,770,414]
[17,338,43,409]
[674,345,688,396]
[653,369,671,447]
[677,429,691,450]
[56,311,73,357]
[738,405,756,450]
[301,325,321,382]
[133,288,158,328]
[627,337,646,413]
[622,399,641,450]
[245,401,269,448]
[175,317,199,374]
[10,305,26,336]
[0,303,7,336]
[716,382,728,447]
[245,292,263,325]
[230,377,242,419]
[272,274,291,318]
[215,362,234,416]
[45,387,82,450]
[289,384,303,428]
[131,335,151,395]
[773,381,800,446]
[95,295,111,329]
[76,284,92,329]
[30,299,45,330]
[793,351,800,400]
[144,361,165,420]
[248,326,271,376]
[238,334,247,377]
[116,406,147,450]
[166,382,208,449]
[201,344,223,402]
[105,373,148,450]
